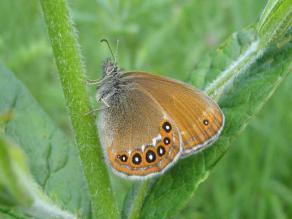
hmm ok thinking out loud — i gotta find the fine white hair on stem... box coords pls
[205,39,260,98]
[23,197,77,219]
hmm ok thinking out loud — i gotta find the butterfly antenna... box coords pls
[100,39,116,63]
[115,39,119,64]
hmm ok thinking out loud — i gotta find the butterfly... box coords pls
[89,40,224,180]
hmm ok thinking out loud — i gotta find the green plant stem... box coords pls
[40,1,119,218]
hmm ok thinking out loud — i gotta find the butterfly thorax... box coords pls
[97,58,129,100]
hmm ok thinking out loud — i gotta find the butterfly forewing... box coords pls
[99,84,182,179]
[124,72,224,156]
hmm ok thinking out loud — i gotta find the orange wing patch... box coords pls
[123,72,224,157]
[107,119,181,179]
[182,109,224,155]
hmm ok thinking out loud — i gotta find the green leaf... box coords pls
[0,64,91,218]
[0,135,77,219]
[122,181,151,219]
[257,0,292,46]
[0,135,34,207]
[123,0,292,218]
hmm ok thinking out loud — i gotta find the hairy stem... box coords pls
[40,1,119,218]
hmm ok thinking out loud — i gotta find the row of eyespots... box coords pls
[160,121,171,160]
[117,142,170,166]
[117,145,166,165]
[116,121,173,165]
[158,122,172,164]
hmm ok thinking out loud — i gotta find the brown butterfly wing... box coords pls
[123,72,224,156]
[98,84,182,179]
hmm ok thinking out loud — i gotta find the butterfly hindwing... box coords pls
[98,83,182,179]
[123,72,224,157]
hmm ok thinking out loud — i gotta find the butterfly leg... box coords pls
[85,98,110,116]
[86,79,101,85]
[101,98,110,108]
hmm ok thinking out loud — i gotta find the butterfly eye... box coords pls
[203,119,209,126]
[157,146,166,157]
[163,137,171,145]
[132,153,142,165]
[162,121,172,133]
[145,150,156,163]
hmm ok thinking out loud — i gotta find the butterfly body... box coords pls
[95,58,224,179]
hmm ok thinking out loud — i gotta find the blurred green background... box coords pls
[0,0,291,218]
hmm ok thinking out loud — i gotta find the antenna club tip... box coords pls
[100,38,108,43]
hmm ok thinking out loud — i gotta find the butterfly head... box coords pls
[102,57,120,77]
